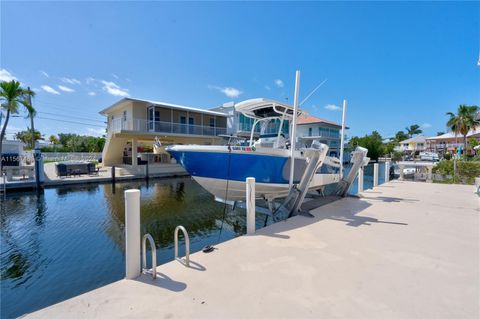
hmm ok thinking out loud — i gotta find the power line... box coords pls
[38,111,105,123]
[35,99,105,118]
[36,116,106,128]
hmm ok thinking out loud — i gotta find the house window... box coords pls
[308,127,312,136]
[189,117,194,125]
[123,111,127,122]
[209,118,215,127]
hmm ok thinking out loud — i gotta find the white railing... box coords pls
[109,118,227,136]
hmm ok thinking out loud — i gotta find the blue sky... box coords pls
[1,1,479,140]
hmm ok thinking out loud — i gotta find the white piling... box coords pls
[125,189,141,279]
[246,177,256,235]
[358,167,364,193]
[373,163,379,187]
[385,162,390,183]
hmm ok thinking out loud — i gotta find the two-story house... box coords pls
[100,98,228,167]
[296,114,344,157]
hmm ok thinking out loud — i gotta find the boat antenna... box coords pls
[289,70,301,191]
[339,99,347,179]
[299,78,328,106]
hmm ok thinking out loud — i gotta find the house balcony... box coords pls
[109,118,227,137]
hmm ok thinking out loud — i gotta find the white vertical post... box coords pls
[246,177,256,235]
[373,163,379,187]
[385,161,390,182]
[358,167,364,193]
[289,70,300,191]
[339,100,347,179]
[125,189,141,279]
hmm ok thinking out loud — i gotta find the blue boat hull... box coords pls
[168,150,295,184]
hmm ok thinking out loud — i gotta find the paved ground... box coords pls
[25,181,479,319]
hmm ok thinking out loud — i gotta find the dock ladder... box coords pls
[142,233,157,279]
[174,226,190,267]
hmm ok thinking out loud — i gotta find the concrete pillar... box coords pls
[246,177,256,235]
[399,164,405,181]
[426,166,433,183]
[131,139,138,167]
[373,163,379,187]
[125,189,141,279]
[385,162,390,183]
[358,167,364,193]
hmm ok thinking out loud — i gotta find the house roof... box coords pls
[400,135,429,144]
[426,129,480,140]
[99,97,227,117]
[296,114,343,128]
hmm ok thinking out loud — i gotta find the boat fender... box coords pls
[202,245,215,253]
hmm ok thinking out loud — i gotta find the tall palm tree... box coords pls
[0,80,35,169]
[405,124,422,137]
[446,105,480,152]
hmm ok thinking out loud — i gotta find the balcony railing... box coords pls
[109,118,227,136]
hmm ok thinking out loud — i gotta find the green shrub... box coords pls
[432,160,454,176]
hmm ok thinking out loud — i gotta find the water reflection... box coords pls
[0,177,247,319]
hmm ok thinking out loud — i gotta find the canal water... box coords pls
[0,163,386,318]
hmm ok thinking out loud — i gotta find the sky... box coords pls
[1,1,479,140]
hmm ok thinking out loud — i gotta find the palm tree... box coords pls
[0,80,35,169]
[446,104,480,152]
[405,124,422,138]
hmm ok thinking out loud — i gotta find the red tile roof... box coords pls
[297,114,342,127]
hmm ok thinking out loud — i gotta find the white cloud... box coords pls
[264,85,271,91]
[61,77,81,85]
[112,73,119,79]
[421,123,432,129]
[87,91,96,96]
[86,127,105,137]
[101,80,129,97]
[0,69,17,82]
[208,85,242,98]
[324,104,342,111]
[86,77,96,84]
[41,85,60,95]
[58,85,75,93]
[40,70,49,78]
[274,79,284,88]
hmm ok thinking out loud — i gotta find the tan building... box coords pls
[100,98,227,168]
[426,129,480,153]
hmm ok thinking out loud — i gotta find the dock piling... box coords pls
[358,167,364,193]
[385,162,390,183]
[246,177,256,235]
[125,189,141,279]
[373,163,379,187]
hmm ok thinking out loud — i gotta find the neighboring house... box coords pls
[426,129,480,153]
[395,135,428,153]
[296,114,343,157]
[100,98,228,166]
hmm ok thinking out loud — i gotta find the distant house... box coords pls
[296,114,344,157]
[426,129,480,153]
[395,135,428,153]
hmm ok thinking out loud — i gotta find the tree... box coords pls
[405,124,422,137]
[349,131,384,160]
[0,80,35,166]
[394,131,409,142]
[436,131,445,136]
[15,129,43,146]
[49,134,59,146]
[446,104,480,151]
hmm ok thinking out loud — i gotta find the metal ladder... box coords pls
[174,226,190,267]
[142,234,157,279]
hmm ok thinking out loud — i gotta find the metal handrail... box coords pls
[142,233,157,279]
[174,225,190,267]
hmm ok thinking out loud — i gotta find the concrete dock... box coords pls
[25,181,479,318]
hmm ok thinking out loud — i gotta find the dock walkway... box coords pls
[25,181,479,318]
